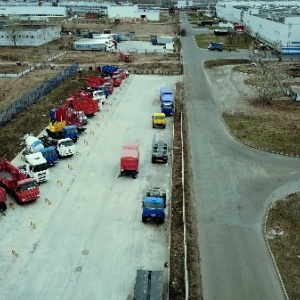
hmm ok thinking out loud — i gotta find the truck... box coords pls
[178,26,186,36]
[142,187,166,223]
[152,139,168,164]
[101,65,122,87]
[20,152,50,183]
[119,51,132,63]
[0,186,7,212]
[133,270,164,300]
[151,35,173,45]
[65,93,99,117]
[152,112,166,129]
[46,122,79,143]
[160,87,174,116]
[40,136,75,158]
[22,133,58,167]
[208,42,224,51]
[50,107,87,133]
[73,39,115,52]
[0,158,40,204]
[118,143,139,179]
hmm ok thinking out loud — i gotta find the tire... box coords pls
[142,217,147,223]
[132,173,138,179]
[0,202,7,212]
[152,124,155,128]
[162,193,166,199]
[146,192,150,197]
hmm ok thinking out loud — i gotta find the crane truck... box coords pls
[46,121,79,143]
[0,159,40,204]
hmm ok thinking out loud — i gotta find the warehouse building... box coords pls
[215,0,300,55]
[0,25,61,46]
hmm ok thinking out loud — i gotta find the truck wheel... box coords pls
[142,217,147,223]
[146,192,150,197]
[0,202,7,211]
[132,173,138,179]
[152,124,155,128]
[162,193,166,199]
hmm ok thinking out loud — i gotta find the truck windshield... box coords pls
[144,202,164,209]
[32,162,48,172]
[162,103,173,108]
[155,116,165,120]
[20,181,38,191]
[44,148,57,156]
[60,140,74,147]
[65,128,77,134]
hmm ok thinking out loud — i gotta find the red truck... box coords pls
[0,186,7,212]
[65,93,99,117]
[118,143,139,179]
[119,51,132,63]
[0,159,40,204]
[178,26,186,36]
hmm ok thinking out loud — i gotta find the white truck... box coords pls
[21,152,50,183]
[74,39,114,52]
[40,136,75,158]
[92,90,106,108]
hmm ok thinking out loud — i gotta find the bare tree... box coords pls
[7,24,21,47]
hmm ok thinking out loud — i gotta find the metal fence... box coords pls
[0,62,79,126]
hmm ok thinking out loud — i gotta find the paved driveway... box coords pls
[1,75,179,300]
[181,12,300,300]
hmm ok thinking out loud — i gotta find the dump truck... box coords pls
[40,136,75,158]
[152,112,166,129]
[0,158,40,204]
[46,121,79,142]
[142,187,166,223]
[20,152,50,183]
[22,133,58,167]
[152,139,168,164]
[118,143,139,179]
[151,35,173,45]
[208,42,224,51]
[160,87,174,116]
[133,270,164,300]
[0,187,7,212]
[65,93,99,117]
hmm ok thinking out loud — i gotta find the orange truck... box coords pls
[0,159,40,204]
[118,143,139,179]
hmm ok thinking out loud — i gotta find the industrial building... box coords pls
[0,25,61,46]
[215,0,300,55]
[0,1,160,21]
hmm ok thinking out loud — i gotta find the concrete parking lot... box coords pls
[1,74,180,300]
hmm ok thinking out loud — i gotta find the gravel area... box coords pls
[204,65,258,113]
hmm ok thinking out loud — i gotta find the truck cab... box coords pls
[208,42,224,51]
[40,146,58,166]
[57,138,75,157]
[16,179,40,203]
[0,187,7,212]
[63,125,79,142]
[142,188,166,223]
[152,112,166,128]
[24,152,50,183]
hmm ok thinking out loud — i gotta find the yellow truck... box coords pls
[152,113,166,129]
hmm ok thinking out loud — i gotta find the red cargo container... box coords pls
[119,51,132,63]
[119,143,139,179]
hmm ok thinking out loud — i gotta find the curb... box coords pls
[220,114,300,158]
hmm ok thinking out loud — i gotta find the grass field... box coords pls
[195,33,253,50]
[266,192,300,300]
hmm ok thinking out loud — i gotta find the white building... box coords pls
[0,6,67,19]
[0,25,61,46]
[215,1,300,55]
[177,1,194,9]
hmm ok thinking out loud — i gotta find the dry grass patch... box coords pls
[266,192,300,300]
[222,100,300,155]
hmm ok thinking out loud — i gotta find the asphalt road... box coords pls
[0,75,179,299]
[180,13,300,300]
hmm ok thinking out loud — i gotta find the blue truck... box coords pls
[142,187,166,224]
[159,87,174,116]
[40,147,59,166]
[208,42,224,51]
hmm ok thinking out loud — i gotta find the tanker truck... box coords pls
[22,133,58,166]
